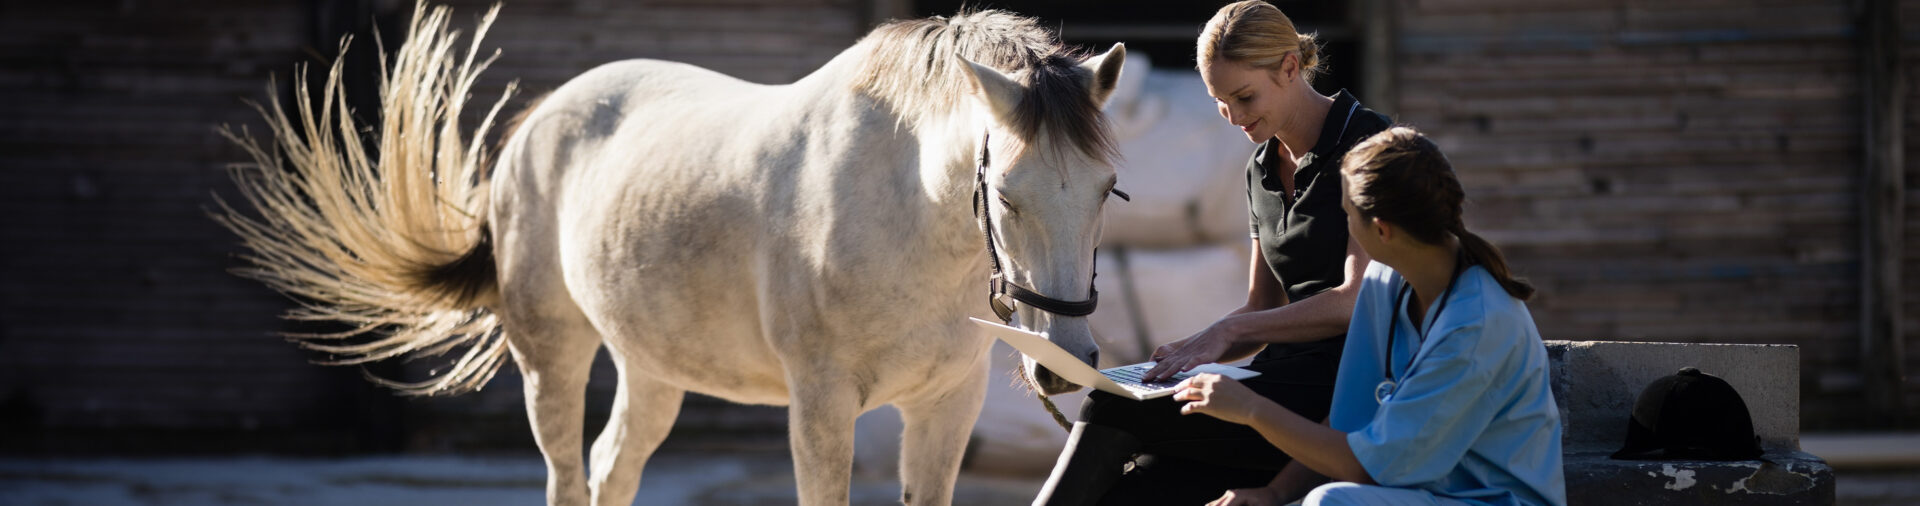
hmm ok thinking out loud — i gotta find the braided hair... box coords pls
[1341,127,1535,300]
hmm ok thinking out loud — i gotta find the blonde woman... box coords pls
[1175,127,1566,505]
[1033,2,1389,504]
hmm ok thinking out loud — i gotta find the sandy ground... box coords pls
[3,449,1915,505]
[0,450,1043,506]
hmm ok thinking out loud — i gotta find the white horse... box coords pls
[215,4,1125,505]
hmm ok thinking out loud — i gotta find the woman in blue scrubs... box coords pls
[1174,127,1566,506]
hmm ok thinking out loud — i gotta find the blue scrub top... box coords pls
[1329,261,1567,506]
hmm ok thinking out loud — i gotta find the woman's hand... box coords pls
[1207,486,1288,506]
[1144,322,1237,382]
[1173,374,1267,425]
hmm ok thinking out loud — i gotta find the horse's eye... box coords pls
[997,196,1015,213]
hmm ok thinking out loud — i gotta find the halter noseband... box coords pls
[972,132,1121,323]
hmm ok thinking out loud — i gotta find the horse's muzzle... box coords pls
[1025,351,1093,396]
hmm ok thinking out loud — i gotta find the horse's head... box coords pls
[959,43,1126,396]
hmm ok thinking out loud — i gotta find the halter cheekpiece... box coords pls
[972,132,1123,323]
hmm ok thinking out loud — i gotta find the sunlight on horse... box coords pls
[213,3,1126,505]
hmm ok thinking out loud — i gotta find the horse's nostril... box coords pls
[1088,350,1100,367]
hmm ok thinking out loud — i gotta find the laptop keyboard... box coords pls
[1103,365,1190,392]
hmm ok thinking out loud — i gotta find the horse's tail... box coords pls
[211,2,517,395]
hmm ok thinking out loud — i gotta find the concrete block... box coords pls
[1564,449,1834,505]
[1545,341,1800,453]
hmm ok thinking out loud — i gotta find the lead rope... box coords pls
[1039,395,1073,431]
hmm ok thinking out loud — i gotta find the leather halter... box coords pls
[971,133,1124,323]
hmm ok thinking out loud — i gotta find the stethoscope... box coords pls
[1374,255,1468,404]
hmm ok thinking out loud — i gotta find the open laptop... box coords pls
[971,317,1259,400]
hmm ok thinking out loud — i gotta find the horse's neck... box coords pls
[815,45,984,236]
[912,114,993,268]
[825,110,988,303]
[795,55,989,300]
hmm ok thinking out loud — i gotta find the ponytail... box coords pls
[1454,226,1534,301]
[1344,127,1535,301]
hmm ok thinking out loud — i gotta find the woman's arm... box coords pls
[1175,375,1375,484]
[1244,238,1290,312]
[1221,234,1369,346]
[1145,235,1370,381]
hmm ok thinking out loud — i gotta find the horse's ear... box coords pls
[1081,43,1126,108]
[957,57,1023,123]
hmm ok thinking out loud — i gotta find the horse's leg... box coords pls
[505,323,600,506]
[894,366,989,506]
[588,357,685,505]
[790,380,861,506]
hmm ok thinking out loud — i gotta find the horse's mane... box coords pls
[852,10,1118,165]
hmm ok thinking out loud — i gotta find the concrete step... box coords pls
[1564,450,1832,505]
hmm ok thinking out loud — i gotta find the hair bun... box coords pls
[1297,33,1321,71]
[1305,33,1320,67]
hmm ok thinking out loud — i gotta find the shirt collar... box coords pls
[1308,89,1360,160]
[1255,89,1361,190]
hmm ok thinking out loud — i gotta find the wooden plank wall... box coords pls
[0,1,386,453]
[1901,0,1920,420]
[1390,0,1893,428]
[0,0,866,453]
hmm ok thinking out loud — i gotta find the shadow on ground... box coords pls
[0,449,1043,506]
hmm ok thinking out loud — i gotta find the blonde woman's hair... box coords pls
[1196,0,1325,81]
[1342,127,1536,301]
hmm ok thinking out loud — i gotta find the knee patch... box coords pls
[1303,482,1368,506]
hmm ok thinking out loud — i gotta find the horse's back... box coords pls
[514,58,762,155]
[492,57,771,268]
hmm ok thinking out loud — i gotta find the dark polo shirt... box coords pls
[1244,89,1390,384]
